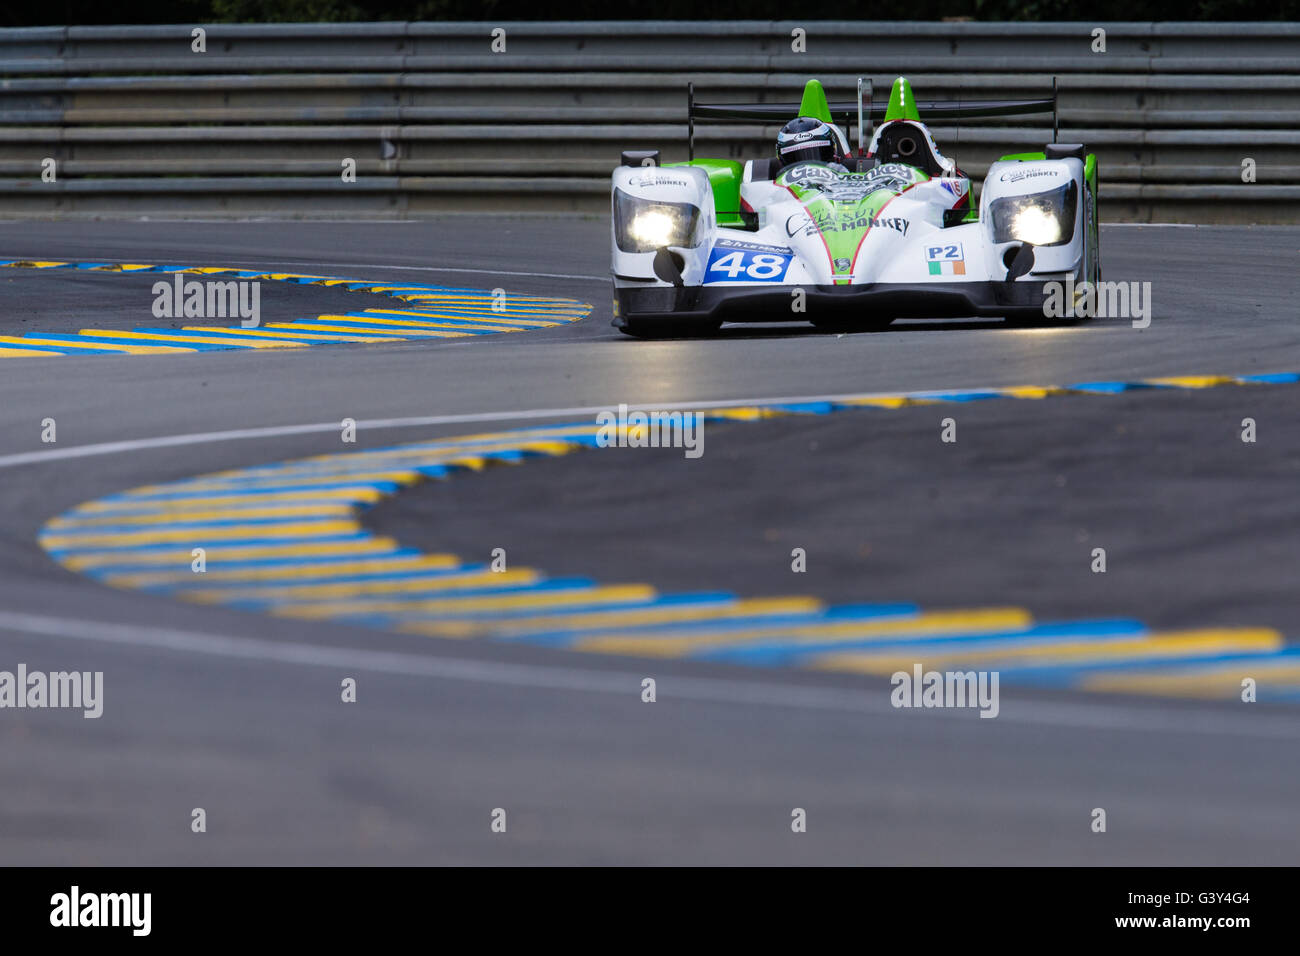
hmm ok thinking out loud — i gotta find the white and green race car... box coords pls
[611,77,1100,337]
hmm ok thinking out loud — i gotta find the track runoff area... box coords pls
[0,189,1294,927]
[1,227,1292,929]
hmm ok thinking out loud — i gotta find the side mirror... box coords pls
[1004,242,1036,281]
[652,248,685,288]
[1044,143,1086,161]
[621,150,661,167]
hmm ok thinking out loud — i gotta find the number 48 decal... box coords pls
[705,249,791,283]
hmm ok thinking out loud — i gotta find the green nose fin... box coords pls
[797,79,833,124]
[884,77,921,121]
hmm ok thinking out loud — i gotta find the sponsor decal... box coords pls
[865,216,909,236]
[715,237,794,256]
[628,175,689,188]
[833,257,851,273]
[998,166,1065,185]
[856,166,917,198]
[793,210,910,238]
[778,162,924,202]
[803,213,833,236]
[780,162,838,185]
[786,124,831,142]
[926,242,966,276]
[780,139,832,155]
[823,213,909,236]
[861,162,921,187]
[822,182,883,201]
[705,246,792,284]
[941,179,969,199]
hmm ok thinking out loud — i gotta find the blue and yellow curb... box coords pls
[0,260,590,356]
[37,371,1300,702]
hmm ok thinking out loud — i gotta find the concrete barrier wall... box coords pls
[1,21,1296,221]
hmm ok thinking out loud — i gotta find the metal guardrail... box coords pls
[1,21,1297,221]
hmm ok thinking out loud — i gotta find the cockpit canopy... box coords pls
[869,120,951,178]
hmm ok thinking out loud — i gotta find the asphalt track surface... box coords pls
[1,220,1299,865]
[0,269,398,337]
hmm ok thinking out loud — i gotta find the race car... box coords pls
[611,77,1100,337]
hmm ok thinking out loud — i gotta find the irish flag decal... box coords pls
[926,242,966,276]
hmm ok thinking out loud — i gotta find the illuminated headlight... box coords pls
[989,181,1077,247]
[1009,205,1062,245]
[614,189,701,253]
[629,209,677,248]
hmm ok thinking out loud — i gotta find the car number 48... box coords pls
[708,250,789,281]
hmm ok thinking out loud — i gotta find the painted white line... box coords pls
[0,387,996,470]
[324,262,607,282]
[2,254,607,283]
[4,370,1285,471]
[0,609,1290,738]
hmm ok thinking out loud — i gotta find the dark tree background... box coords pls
[3,0,1297,26]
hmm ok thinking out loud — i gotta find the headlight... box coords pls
[989,181,1077,246]
[613,189,701,253]
[629,209,677,248]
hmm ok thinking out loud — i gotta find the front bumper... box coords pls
[613,280,1053,327]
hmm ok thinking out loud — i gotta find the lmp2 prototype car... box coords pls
[611,77,1100,337]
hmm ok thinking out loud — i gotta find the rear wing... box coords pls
[686,77,1059,160]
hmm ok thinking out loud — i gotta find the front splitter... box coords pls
[613,280,1052,327]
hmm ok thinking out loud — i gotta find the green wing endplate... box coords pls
[797,79,833,124]
[884,77,921,121]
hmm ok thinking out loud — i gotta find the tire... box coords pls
[617,317,723,339]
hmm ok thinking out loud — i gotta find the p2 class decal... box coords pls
[925,242,967,276]
[704,243,793,284]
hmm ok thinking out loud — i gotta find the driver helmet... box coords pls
[775,116,843,169]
